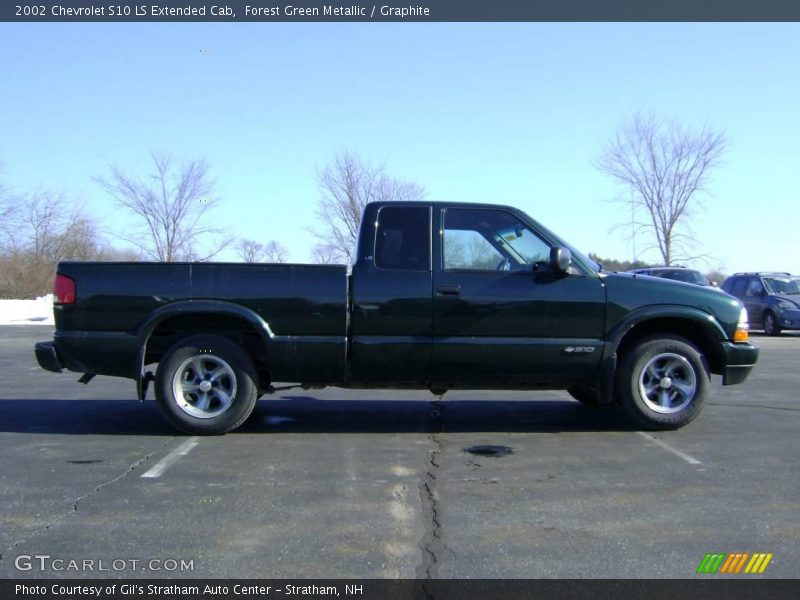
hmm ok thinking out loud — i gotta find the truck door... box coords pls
[349,205,433,385]
[431,207,605,388]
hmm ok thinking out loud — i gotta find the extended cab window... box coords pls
[374,206,430,271]
[443,208,550,271]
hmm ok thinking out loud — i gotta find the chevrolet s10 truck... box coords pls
[35,202,758,434]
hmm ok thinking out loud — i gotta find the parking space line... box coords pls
[141,437,200,478]
[636,432,702,465]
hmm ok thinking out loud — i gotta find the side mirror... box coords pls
[549,246,572,273]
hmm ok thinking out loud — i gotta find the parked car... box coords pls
[721,272,800,335]
[628,266,715,287]
[35,201,758,434]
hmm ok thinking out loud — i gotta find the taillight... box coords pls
[54,274,76,305]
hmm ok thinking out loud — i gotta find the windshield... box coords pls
[494,225,550,265]
[763,276,800,295]
[516,210,601,272]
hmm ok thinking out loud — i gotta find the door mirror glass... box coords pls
[549,246,572,273]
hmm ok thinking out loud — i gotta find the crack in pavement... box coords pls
[416,399,456,584]
[0,438,176,564]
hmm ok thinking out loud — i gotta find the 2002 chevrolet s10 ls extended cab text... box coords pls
[35,201,758,434]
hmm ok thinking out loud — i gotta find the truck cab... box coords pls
[349,202,606,390]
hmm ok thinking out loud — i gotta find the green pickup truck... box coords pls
[35,201,758,434]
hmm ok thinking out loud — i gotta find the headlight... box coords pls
[734,307,749,342]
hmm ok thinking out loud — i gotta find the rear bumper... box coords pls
[720,341,759,385]
[35,341,63,373]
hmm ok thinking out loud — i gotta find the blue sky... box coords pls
[1,23,798,274]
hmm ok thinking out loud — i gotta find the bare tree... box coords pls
[311,150,426,263]
[0,190,104,298]
[596,113,728,265]
[1,190,82,259]
[237,239,264,263]
[311,245,338,265]
[0,163,140,297]
[264,240,289,263]
[0,162,18,246]
[95,152,230,262]
[236,239,289,263]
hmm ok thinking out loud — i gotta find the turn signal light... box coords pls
[54,274,76,305]
[733,306,749,342]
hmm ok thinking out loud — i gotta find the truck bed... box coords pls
[52,261,349,382]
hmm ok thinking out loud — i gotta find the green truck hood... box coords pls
[601,272,745,340]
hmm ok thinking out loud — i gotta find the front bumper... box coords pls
[720,341,759,385]
[776,308,800,330]
[35,341,63,373]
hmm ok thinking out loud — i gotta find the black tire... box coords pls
[566,384,602,407]
[763,311,781,336]
[616,335,709,430]
[155,334,258,435]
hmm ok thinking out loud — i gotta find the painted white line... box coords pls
[636,431,702,465]
[141,437,200,478]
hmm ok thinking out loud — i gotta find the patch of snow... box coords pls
[0,294,55,325]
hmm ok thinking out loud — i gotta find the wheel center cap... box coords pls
[659,377,673,389]
[199,380,212,393]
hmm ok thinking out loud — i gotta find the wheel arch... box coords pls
[135,300,274,399]
[612,308,727,373]
[607,307,728,381]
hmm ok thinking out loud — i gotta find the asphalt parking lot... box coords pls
[0,326,798,579]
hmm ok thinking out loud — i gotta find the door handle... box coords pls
[436,285,461,296]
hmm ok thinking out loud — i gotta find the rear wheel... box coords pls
[763,311,781,336]
[617,335,709,430]
[155,334,258,434]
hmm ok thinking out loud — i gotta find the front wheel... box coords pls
[616,335,709,430]
[763,311,781,336]
[155,334,258,434]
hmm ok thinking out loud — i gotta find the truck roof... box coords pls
[364,200,520,212]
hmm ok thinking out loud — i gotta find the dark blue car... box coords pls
[721,272,800,335]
